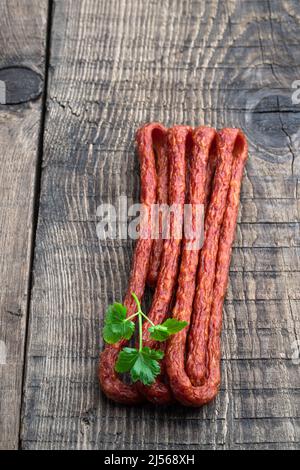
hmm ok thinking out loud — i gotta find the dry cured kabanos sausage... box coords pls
[99,122,166,404]
[147,137,169,288]
[204,141,217,209]
[137,126,190,404]
[186,129,236,385]
[99,123,247,407]
[166,129,248,406]
[138,126,217,404]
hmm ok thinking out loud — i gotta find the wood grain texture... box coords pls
[0,0,48,449]
[21,0,300,449]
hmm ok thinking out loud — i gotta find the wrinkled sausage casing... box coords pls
[138,126,217,404]
[99,123,248,408]
[166,129,248,406]
[137,126,190,404]
[99,123,166,405]
[147,136,169,288]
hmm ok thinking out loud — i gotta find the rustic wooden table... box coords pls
[0,0,299,450]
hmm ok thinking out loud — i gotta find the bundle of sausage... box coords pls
[99,123,248,406]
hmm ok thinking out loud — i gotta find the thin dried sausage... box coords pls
[138,126,216,404]
[99,123,166,404]
[99,124,247,407]
[166,128,248,406]
[147,139,169,288]
[186,129,236,385]
[137,126,190,404]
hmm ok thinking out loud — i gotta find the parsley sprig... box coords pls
[102,293,187,386]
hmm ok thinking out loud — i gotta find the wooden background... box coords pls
[0,0,299,450]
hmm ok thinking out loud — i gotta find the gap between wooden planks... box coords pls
[0,0,50,450]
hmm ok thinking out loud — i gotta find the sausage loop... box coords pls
[99,123,248,406]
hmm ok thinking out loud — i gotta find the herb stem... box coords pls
[131,292,155,326]
[138,307,143,352]
[125,312,139,322]
[131,292,141,312]
[140,311,155,326]
[132,293,143,352]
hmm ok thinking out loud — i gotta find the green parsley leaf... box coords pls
[115,347,139,372]
[103,303,135,344]
[115,346,164,386]
[148,324,169,341]
[149,318,188,342]
[161,318,188,334]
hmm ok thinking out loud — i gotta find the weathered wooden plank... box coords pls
[21,354,300,450]
[233,418,300,445]
[20,219,300,253]
[227,272,300,300]
[224,299,300,329]
[36,188,300,223]
[231,247,300,271]
[238,199,300,223]
[234,389,300,419]
[23,311,298,361]
[0,0,48,450]
[234,222,300,248]
[21,0,300,450]
[35,170,300,199]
